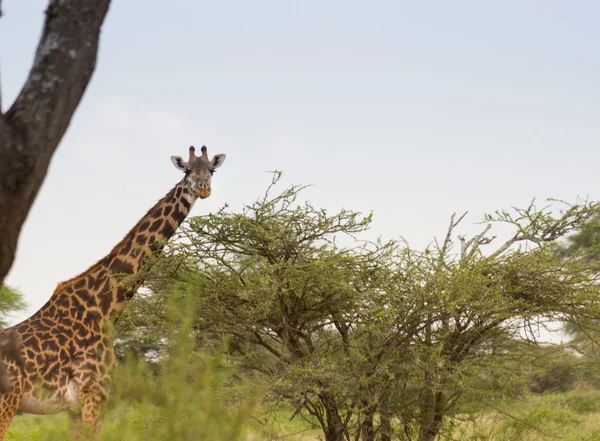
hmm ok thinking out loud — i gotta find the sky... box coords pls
[1,1,600,325]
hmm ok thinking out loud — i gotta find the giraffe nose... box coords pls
[198,185,211,199]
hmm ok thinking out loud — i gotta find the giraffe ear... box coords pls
[171,156,187,171]
[210,154,226,169]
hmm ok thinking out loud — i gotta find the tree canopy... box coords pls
[117,174,600,441]
[0,285,26,330]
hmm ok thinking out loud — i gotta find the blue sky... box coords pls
[2,1,600,323]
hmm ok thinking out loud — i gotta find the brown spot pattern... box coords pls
[0,181,199,438]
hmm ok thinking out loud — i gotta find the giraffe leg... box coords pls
[81,392,105,440]
[0,388,24,440]
[69,346,113,440]
[0,330,24,394]
[0,358,10,394]
[67,408,87,441]
[68,391,106,440]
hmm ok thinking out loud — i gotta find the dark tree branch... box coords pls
[0,0,111,286]
[0,55,3,113]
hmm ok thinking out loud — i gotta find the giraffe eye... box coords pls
[210,169,216,176]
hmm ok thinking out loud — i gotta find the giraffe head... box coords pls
[170,146,226,199]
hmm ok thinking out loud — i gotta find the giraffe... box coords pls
[0,145,226,439]
[0,330,24,393]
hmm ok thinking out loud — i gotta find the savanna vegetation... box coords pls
[5,173,600,440]
[0,286,26,329]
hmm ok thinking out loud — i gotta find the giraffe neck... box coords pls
[47,181,197,320]
[106,182,195,278]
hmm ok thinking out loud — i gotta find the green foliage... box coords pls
[501,343,586,395]
[118,174,600,441]
[563,391,600,414]
[498,403,578,439]
[7,290,256,441]
[10,390,600,441]
[5,413,67,440]
[559,209,600,262]
[107,291,257,441]
[6,175,600,440]
[454,390,600,441]
[554,208,600,367]
[0,285,27,328]
[527,359,578,394]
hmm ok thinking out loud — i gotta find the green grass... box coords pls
[6,413,67,441]
[246,405,321,441]
[9,293,598,440]
[5,300,318,441]
[8,389,600,440]
[453,389,600,441]
[6,403,320,441]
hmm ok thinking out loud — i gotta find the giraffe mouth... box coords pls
[197,189,211,199]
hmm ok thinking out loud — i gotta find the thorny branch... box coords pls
[487,199,598,259]
[436,212,467,263]
[440,200,599,261]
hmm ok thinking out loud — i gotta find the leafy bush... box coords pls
[528,361,578,394]
[7,291,257,441]
[563,391,600,414]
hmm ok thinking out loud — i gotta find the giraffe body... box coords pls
[0,330,24,394]
[0,146,225,439]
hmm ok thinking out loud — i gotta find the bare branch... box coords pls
[457,223,493,261]
[438,212,467,259]
[488,233,520,259]
[458,234,467,260]
[464,223,493,259]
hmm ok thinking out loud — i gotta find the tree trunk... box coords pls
[320,392,348,441]
[360,403,376,441]
[0,0,111,287]
[418,390,445,441]
[378,394,392,441]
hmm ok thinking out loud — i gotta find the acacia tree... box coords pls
[0,0,111,287]
[356,202,600,441]
[125,175,600,441]
[556,208,600,360]
[0,285,26,391]
[559,209,600,262]
[0,285,26,329]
